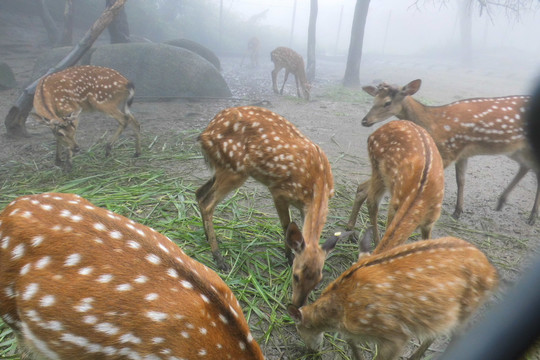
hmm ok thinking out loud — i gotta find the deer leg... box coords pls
[294,74,302,98]
[104,108,130,157]
[272,196,294,265]
[347,340,367,360]
[347,180,370,230]
[527,171,540,225]
[280,70,290,95]
[452,158,468,219]
[55,140,64,167]
[407,339,434,360]
[366,178,385,247]
[196,170,248,271]
[496,165,529,211]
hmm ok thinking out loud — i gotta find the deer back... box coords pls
[0,193,263,360]
[33,65,133,123]
[291,237,498,357]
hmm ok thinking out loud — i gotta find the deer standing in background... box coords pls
[0,193,264,360]
[271,47,310,100]
[362,79,538,224]
[347,120,444,254]
[196,106,337,307]
[33,65,141,172]
[289,237,498,360]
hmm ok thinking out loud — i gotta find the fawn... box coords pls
[289,237,498,360]
[196,106,337,307]
[271,47,310,100]
[33,65,141,172]
[361,79,538,224]
[347,120,444,254]
[0,193,264,360]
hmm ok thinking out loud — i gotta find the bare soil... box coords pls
[1,11,540,359]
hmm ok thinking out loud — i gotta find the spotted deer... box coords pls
[0,193,264,360]
[288,237,498,360]
[362,79,538,224]
[271,47,310,100]
[196,106,337,307]
[347,120,444,254]
[33,65,141,172]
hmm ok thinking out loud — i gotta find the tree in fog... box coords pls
[306,0,317,81]
[343,0,370,87]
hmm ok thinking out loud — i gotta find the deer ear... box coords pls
[287,304,303,323]
[362,85,378,97]
[402,79,422,96]
[286,222,305,254]
[321,230,353,254]
[64,108,82,123]
[31,112,51,126]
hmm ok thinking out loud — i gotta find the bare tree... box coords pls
[343,0,370,87]
[106,0,130,43]
[4,0,128,137]
[59,0,74,46]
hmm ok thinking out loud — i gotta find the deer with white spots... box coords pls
[288,237,498,360]
[347,120,444,254]
[271,47,310,100]
[197,106,337,307]
[362,79,538,224]
[33,65,141,172]
[0,193,264,360]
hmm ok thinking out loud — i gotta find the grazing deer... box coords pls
[196,106,336,307]
[0,193,264,360]
[33,65,141,172]
[347,120,444,254]
[271,47,310,100]
[288,237,498,360]
[361,79,538,224]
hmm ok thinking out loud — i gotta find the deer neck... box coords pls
[398,97,439,135]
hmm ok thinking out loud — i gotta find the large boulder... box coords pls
[32,43,231,98]
[164,39,221,71]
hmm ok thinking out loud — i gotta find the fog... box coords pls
[222,0,540,83]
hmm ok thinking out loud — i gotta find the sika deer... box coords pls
[347,120,444,254]
[271,47,310,100]
[361,79,538,224]
[33,65,141,172]
[288,237,498,360]
[0,193,264,360]
[196,106,336,307]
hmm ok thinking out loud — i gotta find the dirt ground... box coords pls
[1,11,540,359]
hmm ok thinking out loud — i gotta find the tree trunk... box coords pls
[459,0,473,66]
[343,0,370,88]
[106,0,130,43]
[306,0,317,82]
[4,0,128,138]
[38,0,60,45]
[59,0,74,46]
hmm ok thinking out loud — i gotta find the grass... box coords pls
[0,129,361,359]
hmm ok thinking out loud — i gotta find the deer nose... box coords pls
[361,117,373,127]
[73,144,81,153]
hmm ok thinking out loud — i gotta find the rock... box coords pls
[0,62,17,90]
[164,39,221,71]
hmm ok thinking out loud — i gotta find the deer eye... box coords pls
[293,274,300,283]
[383,101,392,107]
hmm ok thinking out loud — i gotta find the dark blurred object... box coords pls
[439,78,540,360]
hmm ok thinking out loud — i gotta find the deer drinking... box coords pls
[196,106,336,307]
[0,192,264,360]
[289,237,498,360]
[347,120,444,254]
[33,65,141,172]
